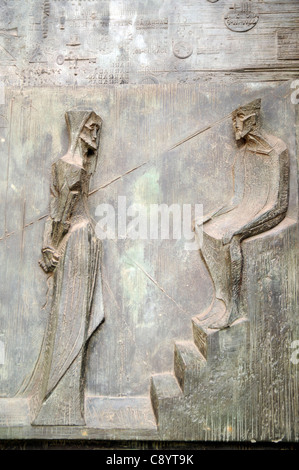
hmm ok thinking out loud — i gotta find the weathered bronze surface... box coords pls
[0,82,298,441]
[0,0,299,86]
[0,0,298,444]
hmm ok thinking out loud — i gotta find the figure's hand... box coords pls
[39,247,60,273]
[192,214,211,231]
[192,218,199,232]
[222,231,234,246]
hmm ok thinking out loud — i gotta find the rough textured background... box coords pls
[0,0,298,87]
[0,0,298,443]
[0,81,298,441]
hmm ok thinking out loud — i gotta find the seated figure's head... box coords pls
[232,99,261,140]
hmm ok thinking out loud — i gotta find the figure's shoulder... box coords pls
[264,132,287,155]
[53,155,83,171]
[275,135,287,155]
[51,157,83,188]
[51,158,67,172]
[51,158,68,179]
[263,133,288,157]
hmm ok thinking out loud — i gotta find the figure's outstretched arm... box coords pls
[195,204,236,227]
[193,151,243,230]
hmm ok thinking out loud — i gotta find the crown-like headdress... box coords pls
[232,98,261,120]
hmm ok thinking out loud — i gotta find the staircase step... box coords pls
[174,341,206,394]
[150,373,182,424]
[192,315,250,364]
[151,373,183,400]
[192,315,220,359]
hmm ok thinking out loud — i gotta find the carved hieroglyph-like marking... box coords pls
[224,2,259,32]
[277,30,299,61]
[87,62,130,85]
[98,37,114,55]
[0,45,16,63]
[173,41,193,59]
[42,1,50,39]
[140,76,159,84]
[29,48,48,64]
[56,55,65,65]
[56,52,96,69]
[0,28,18,38]
[136,18,168,30]
[59,14,66,30]
[66,37,81,47]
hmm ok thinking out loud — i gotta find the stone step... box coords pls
[192,315,250,364]
[150,373,182,424]
[174,341,206,394]
[0,398,30,426]
[192,315,220,360]
[85,396,157,431]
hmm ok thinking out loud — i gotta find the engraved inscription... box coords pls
[140,75,159,84]
[56,52,97,71]
[0,28,18,38]
[42,1,50,39]
[277,30,299,60]
[0,0,298,87]
[133,42,168,56]
[29,47,48,64]
[173,41,193,59]
[224,2,259,33]
[87,63,130,85]
[136,17,168,30]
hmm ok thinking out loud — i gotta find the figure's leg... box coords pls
[198,232,230,327]
[207,235,243,328]
[199,232,243,329]
[228,235,243,325]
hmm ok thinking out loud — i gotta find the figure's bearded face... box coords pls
[233,112,257,140]
[80,116,101,150]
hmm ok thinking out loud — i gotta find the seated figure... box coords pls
[195,99,289,330]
